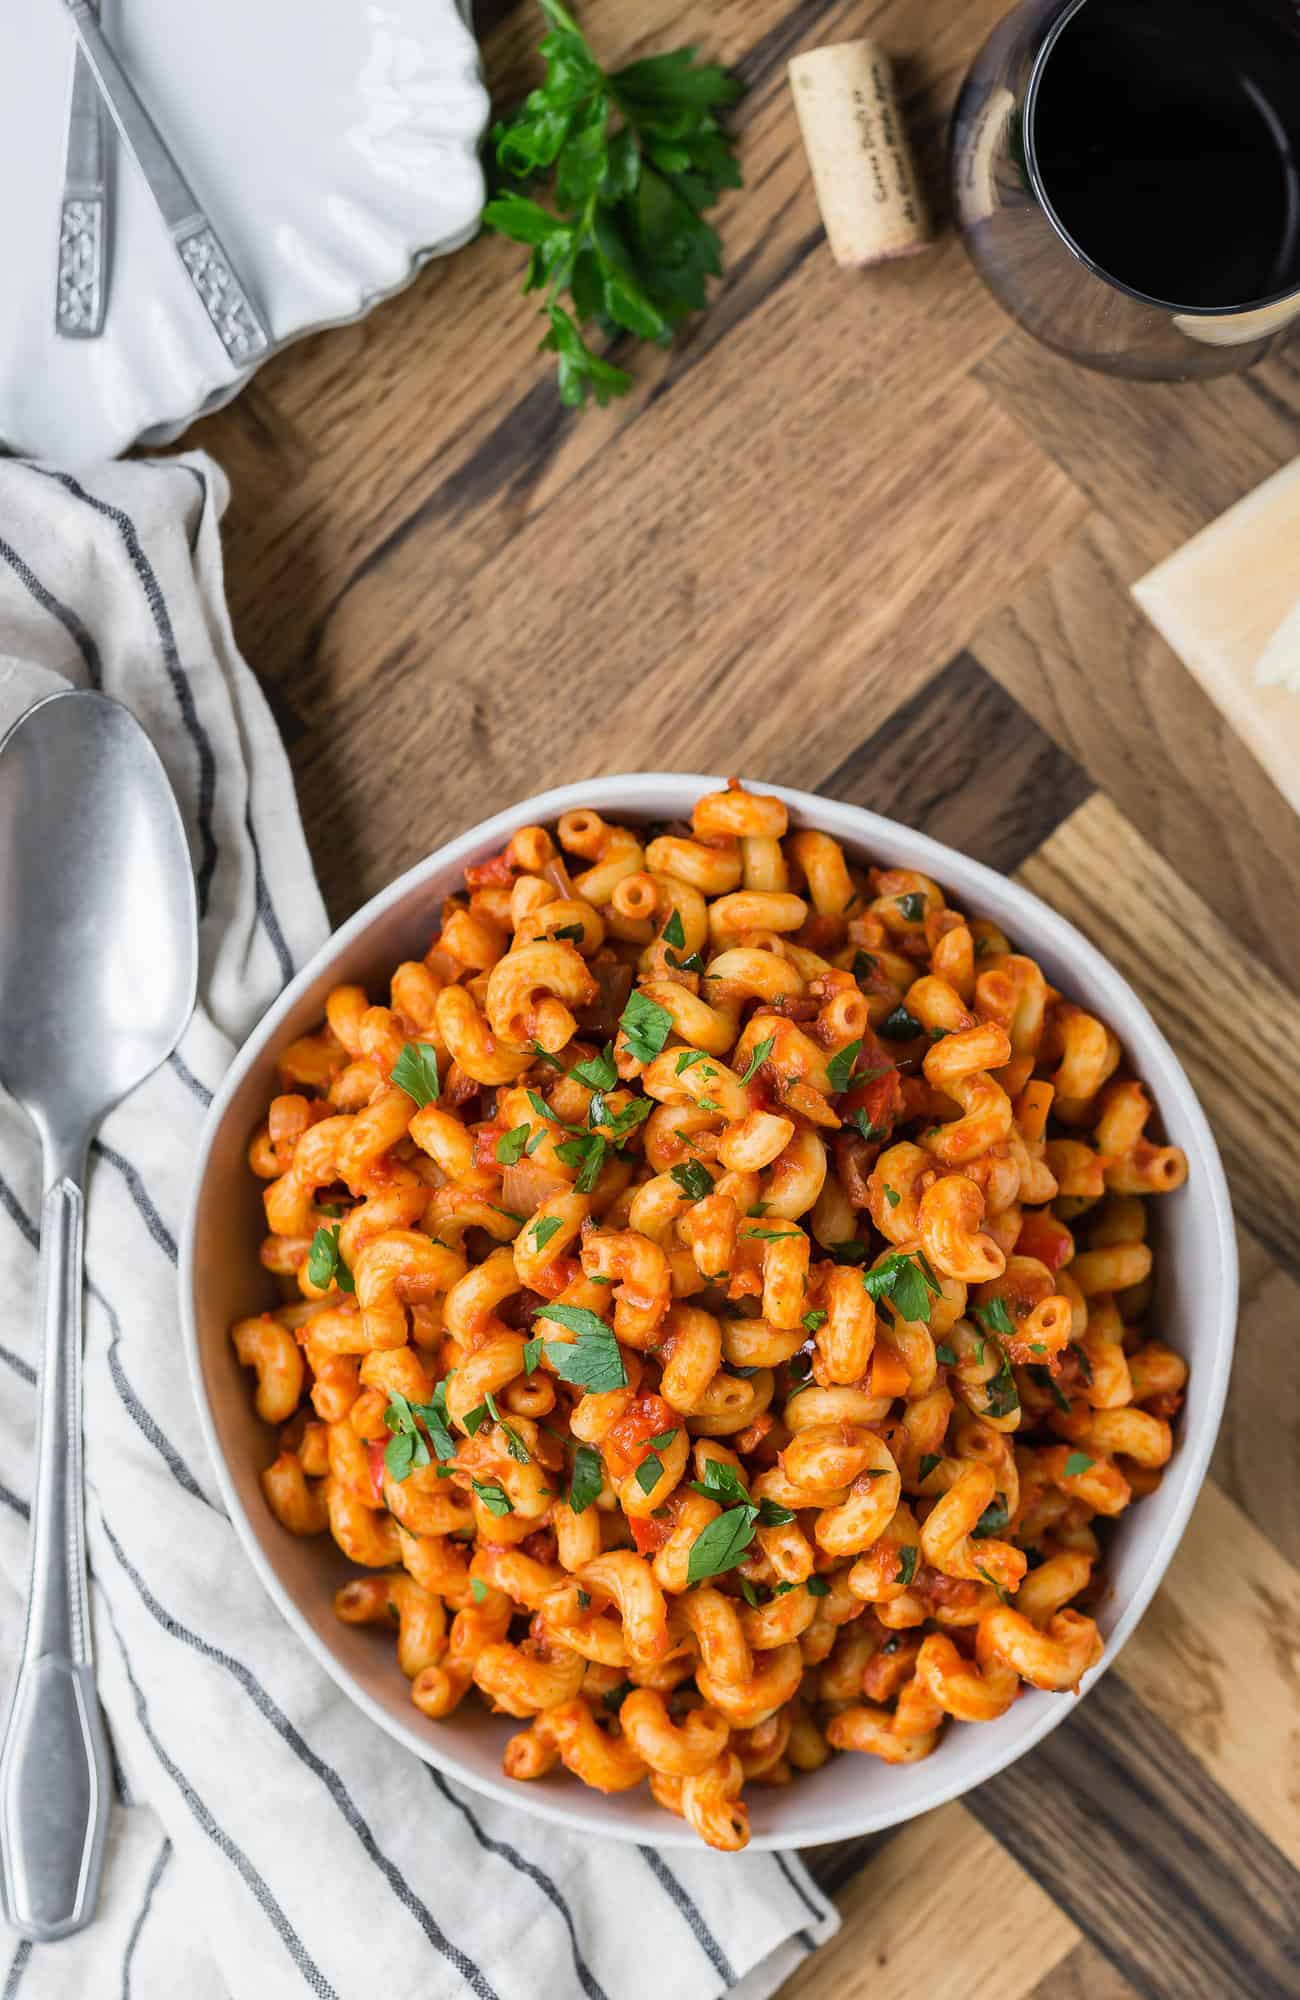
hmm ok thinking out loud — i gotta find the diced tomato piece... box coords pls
[839,1066,905,1136]
[465,847,515,889]
[869,1345,912,1399]
[630,1512,673,1555]
[365,1438,388,1503]
[1016,1210,1075,1272]
[605,1392,677,1480]
[473,1126,507,1172]
[530,1255,582,1299]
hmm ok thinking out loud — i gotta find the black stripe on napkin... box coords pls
[0,533,103,686]
[100,1520,499,2000]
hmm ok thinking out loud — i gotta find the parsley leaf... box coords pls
[619,989,674,1063]
[570,1042,618,1091]
[883,1185,901,1208]
[675,1049,708,1074]
[662,907,686,950]
[743,1226,801,1242]
[383,1391,432,1481]
[851,950,877,980]
[634,1453,665,1494]
[1063,1451,1095,1479]
[495,1123,531,1165]
[863,1250,940,1324]
[484,3,744,410]
[472,1479,513,1518]
[825,1038,863,1093]
[895,1546,919,1588]
[671,1160,715,1202]
[806,1575,831,1598]
[534,1303,628,1390]
[686,1505,757,1584]
[530,1215,564,1253]
[569,1442,604,1512]
[934,1342,957,1366]
[917,1452,941,1482]
[984,1349,1021,1419]
[531,1040,563,1068]
[826,1239,870,1266]
[306,1224,355,1296]
[879,1005,923,1041]
[802,1308,828,1333]
[550,923,585,942]
[739,1034,775,1084]
[851,1107,886,1143]
[739,1576,760,1608]
[972,1297,1016,1336]
[757,1498,795,1526]
[522,1335,545,1374]
[895,891,925,922]
[690,1459,750,1507]
[972,1495,1010,1537]
[1030,1363,1072,1413]
[976,1563,1010,1604]
[389,1041,441,1107]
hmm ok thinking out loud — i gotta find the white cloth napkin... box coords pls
[0,456,839,2000]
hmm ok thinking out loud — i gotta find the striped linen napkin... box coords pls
[0,456,839,2000]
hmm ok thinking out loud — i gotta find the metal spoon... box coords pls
[0,688,197,1940]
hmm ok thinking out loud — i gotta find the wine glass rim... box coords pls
[1023,0,1300,316]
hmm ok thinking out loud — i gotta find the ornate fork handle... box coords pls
[60,0,270,364]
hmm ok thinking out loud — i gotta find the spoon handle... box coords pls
[0,1175,111,1940]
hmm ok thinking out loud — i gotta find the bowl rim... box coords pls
[180,773,1237,1849]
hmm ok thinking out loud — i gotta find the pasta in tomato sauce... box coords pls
[232,781,1188,1849]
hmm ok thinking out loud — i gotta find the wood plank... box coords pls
[1210,1254,1300,1568]
[974,335,1300,567]
[970,512,1300,993]
[966,1671,1300,1999]
[1024,1940,1143,2000]
[780,1802,1079,2000]
[1115,1481,1300,1865]
[823,648,1093,872]
[1016,793,1300,1276]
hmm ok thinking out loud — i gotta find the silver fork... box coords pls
[55,2,110,337]
[58,0,270,366]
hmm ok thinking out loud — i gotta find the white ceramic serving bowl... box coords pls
[181,775,1236,1849]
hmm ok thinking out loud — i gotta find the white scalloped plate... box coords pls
[0,0,488,463]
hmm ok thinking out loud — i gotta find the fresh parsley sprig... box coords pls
[483,0,743,408]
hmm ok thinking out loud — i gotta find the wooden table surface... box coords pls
[191,1,1300,1993]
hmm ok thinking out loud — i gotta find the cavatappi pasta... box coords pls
[234,782,1189,1849]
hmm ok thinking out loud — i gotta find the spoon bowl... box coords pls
[0,687,197,1941]
[0,688,197,1152]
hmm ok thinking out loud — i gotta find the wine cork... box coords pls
[788,41,931,267]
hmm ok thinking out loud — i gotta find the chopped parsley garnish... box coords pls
[894,1546,918,1588]
[917,1452,941,1482]
[743,1225,801,1242]
[601,1679,632,1713]
[556,1130,607,1191]
[577,1587,591,1609]
[568,1443,603,1513]
[1030,1364,1072,1413]
[972,1296,1016,1336]
[471,1578,488,1604]
[851,950,877,981]
[521,1336,544,1375]
[634,1453,666,1494]
[619,989,674,1063]
[530,1215,563,1253]
[976,1563,1010,1604]
[570,1042,618,1091]
[739,1034,775,1084]
[471,1479,513,1517]
[739,1577,760,1608]
[895,891,925,922]
[972,1496,1010,1537]
[984,1349,1020,1419]
[825,1037,862,1094]
[805,1575,830,1597]
[389,1041,441,1107]
[550,922,585,942]
[934,1342,957,1365]
[383,1387,456,1481]
[532,1303,628,1391]
[671,1159,715,1202]
[306,1224,355,1295]
[495,1123,531,1165]
[676,1049,709,1074]
[757,1498,795,1526]
[883,1185,901,1208]
[802,1308,828,1334]
[826,1239,870,1266]
[880,1005,923,1041]
[690,1459,750,1507]
[863,1250,940,1324]
[851,1108,886,1143]
[531,1040,563,1069]
[1063,1451,1095,1479]
[662,908,686,949]
[686,1505,757,1584]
